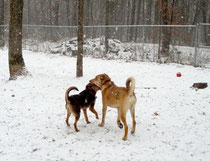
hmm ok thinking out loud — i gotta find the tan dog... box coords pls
[90,74,136,140]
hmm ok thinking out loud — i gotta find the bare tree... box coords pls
[9,0,27,80]
[129,0,136,41]
[77,0,83,77]
[160,0,170,63]
[134,0,142,42]
[27,0,31,24]
[50,0,60,41]
[105,0,115,54]
[51,0,60,26]
[201,0,208,44]
[65,0,71,26]
[72,0,78,26]
[0,0,4,47]
[105,0,110,54]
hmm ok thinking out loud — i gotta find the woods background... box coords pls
[0,0,210,67]
[0,0,209,26]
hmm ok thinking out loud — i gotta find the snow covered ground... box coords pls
[0,49,210,161]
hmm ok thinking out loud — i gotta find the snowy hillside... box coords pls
[0,49,210,161]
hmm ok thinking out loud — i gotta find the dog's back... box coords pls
[67,89,96,108]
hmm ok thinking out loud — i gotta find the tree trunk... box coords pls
[134,0,141,42]
[129,0,136,42]
[77,0,83,77]
[9,0,27,80]
[54,1,60,26]
[66,0,71,26]
[72,0,77,26]
[201,0,208,44]
[105,0,115,54]
[160,0,170,63]
[51,0,60,26]
[0,0,4,47]
[105,0,110,54]
[51,0,60,41]
[27,0,31,24]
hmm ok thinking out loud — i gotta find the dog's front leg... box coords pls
[83,109,91,124]
[89,100,99,119]
[98,105,107,127]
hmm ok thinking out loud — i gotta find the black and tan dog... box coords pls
[65,83,100,132]
[90,74,136,140]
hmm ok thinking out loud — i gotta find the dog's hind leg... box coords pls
[66,110,71,126]
[130,105,136,134]
[89,101,99,119]
[117,107,123,129]
[83,109,91,124]
[74,115,80,132]
[120,108,128,141]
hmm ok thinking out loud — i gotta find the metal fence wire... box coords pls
[0,24,210,68]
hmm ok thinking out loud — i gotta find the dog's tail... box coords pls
[65,86,79,103]
[126,77,135,95]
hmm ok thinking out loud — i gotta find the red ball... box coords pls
[176,72,182,77]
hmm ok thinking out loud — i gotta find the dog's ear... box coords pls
[100,76,104,80]
[86,83,96,91]
[100,74,108,80]
[86,83,92,90]
[102,74,110,81]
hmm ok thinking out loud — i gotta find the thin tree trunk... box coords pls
[105,0,115,54]
[72,0,77,26]
[0,0,4,47]
[66,0,70,26]
[192,1,201,25]
[27,0,31,24]
[126,1,131,41]
[160,0,170,62]
[130,0,136,42]
[201,0,208,44]
[105,0,110,54]
[154,0,160,25]
[134,0,141,42]
[51,0,60,26]
[77,0,83,77]
[54,1,60,26]
[51,0,60,41]
[9,0,27,80]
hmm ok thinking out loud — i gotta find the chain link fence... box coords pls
[0,24,210,67]
[196,23,210,67]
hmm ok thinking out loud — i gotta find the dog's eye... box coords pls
[100,77,104,80]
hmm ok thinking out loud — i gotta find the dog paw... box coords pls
[118,123,123,129]
[87,121,91,124]
[131,129,135,134]
[96,116,99,119]
[122,136,127,141]
[98,123,104,127]
[75,129,80,132]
